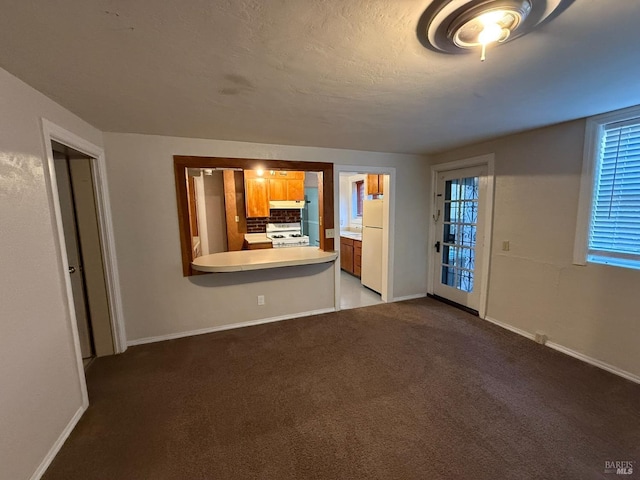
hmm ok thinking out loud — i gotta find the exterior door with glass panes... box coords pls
[433,166,487,312]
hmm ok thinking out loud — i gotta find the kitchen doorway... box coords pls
[334,168,395,310]
[429,155,495,318]
[303,172,321,247]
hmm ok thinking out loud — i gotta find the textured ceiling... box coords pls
[1,1,639,154]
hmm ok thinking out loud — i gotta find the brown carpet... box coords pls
[43,298,640,480]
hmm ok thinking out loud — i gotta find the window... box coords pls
[575,106,640,270]
[353,180,364,218]
[441,175,479,293]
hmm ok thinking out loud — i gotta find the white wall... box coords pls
[348,174,366,228]
[304,171,319,187]
[193,172,227,256]
[339,175,350,228]
[203,172,227,253]
[0,67,103,479]
[193,174,209,255]
[431,120,640,379]
[103,133,430,342]
[338,173,371,229]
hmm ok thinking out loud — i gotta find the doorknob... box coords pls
[68,266,76,274]
[434,241,441,253]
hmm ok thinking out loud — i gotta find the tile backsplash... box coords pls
[246,209,302,233]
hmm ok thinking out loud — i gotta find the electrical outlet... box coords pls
[534,332,547,345]
[235,215,239,223]
[257,295,265,306]
[502,240,510,251]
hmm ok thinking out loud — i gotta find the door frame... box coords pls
[41,120,127,374]
[333,165,396,307]
[428,154,495,319]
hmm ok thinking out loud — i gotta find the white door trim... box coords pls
[333,165,396,308]
[428,154,495,319]
[41,119,127,368]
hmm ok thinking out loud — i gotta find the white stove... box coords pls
[265,223,310,248]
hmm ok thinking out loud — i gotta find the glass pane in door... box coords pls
[441,176,479,293]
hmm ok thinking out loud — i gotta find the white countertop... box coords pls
[340,231,362,241]
[244,233,272,245]
[192,247,338,273]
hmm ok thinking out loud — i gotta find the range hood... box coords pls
[269,200,305,209]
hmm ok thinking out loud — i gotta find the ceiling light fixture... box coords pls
[419,0,570,61]
[450,2,531,61]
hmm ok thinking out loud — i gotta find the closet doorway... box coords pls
[51,141,114,365]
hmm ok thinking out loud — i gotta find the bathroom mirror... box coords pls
[174,156,335,276]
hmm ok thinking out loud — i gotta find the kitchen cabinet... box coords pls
[367,174,384,196]
[243,233,273,250]
[340,237,362,278]
[244,240,273,250]
[354,239,362,277]
[245,170,305,216]
[268,171,304,201]
[286,177,305,201]
[245,178,270,217]
[268,178,287,201]
[340,237,354,273]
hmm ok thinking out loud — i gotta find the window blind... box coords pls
[589,119,640,263]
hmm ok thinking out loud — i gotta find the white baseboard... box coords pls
[483,315,536,341]
[546,341,640,384]
[393,293,427,302]
[483,316,639,384]
[127,307,336,347]
[30,405,86,480]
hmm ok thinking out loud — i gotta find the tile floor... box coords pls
[340,270,383,310]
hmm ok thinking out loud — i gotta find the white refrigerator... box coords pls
[361,199,384,294]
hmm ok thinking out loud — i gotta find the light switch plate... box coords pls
[325,229,335,239]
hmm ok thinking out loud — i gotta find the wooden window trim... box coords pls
[355,180,364,217]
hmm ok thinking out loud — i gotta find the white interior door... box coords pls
[54,153,93,358]
[67,158,114,357]
[432,165,488,312]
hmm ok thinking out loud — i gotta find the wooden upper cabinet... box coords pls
[367,174,384,195]
[270,171,304,201]
[245,170,305,215]
[286,178,305,201]
[268,178,288,200]
[245,178,269,217]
